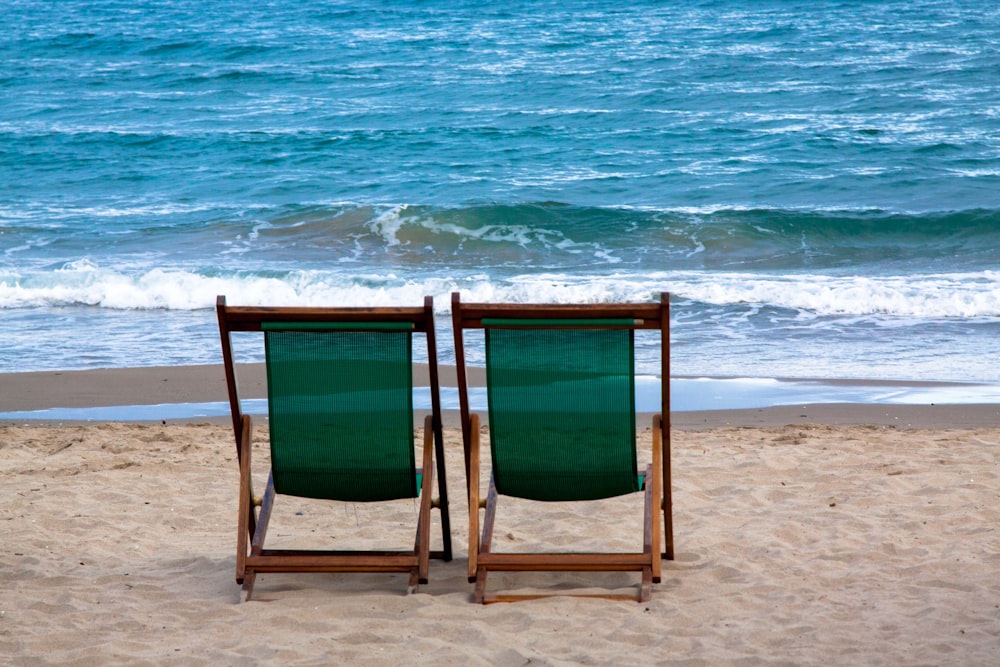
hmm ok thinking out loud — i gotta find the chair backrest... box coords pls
[217,297,443,503]
[263,321,415,501]
[453,293,670,502]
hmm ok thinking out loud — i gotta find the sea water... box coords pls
[2,0,999,386]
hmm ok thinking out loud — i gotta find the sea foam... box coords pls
[2,264,999,320]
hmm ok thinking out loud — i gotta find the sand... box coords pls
[2,367,999,664]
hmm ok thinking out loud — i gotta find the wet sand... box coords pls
[3,363,999,429]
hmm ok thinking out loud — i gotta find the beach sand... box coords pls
[2,367,999,664]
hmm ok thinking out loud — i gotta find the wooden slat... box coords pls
[219,301,431,332]
[246,552,419,573]
[475,552,653,571]
[454,300,664,329]
[484,592,644,604]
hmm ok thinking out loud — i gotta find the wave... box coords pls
[281,202,1000,256]
[66,201,991,273]
[3,260,1000,319]
[669,271,1000,319]
[4,203,1000,287]
[242,203,1000,275]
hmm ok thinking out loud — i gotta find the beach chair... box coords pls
[216,296,452,601]
[451,292,672,603]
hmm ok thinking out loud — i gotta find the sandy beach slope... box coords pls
[1,365,999,664]
[1,418,998,664]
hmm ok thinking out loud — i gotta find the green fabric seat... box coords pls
[263,323,417,502]
[484,324,639,501]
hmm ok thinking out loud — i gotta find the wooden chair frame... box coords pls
[217,295,452,601]
[452,291,673,603]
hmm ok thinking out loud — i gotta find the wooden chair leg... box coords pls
[642,463,662,586]
[659,413,674,561]
[474,474,499,604]
[252,476,275,555]
[639,566,652,602]
[467,414,481,584]
[236,415,253,585]
[240,474,275,603]
[474,567,489,604]
[415,416,435,586]
[651,414,664,581]
[409,496,428,592]
[431,416,452,563]
[663,506,675,561]
[241,571,257,602]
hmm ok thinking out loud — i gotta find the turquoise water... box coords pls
[2,0,999,383]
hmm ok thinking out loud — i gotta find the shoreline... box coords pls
[1,363,998,429]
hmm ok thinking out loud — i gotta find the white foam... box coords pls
[2,265,999,320]
[364,204,409,246]
[669,271,1000,318]
[0,201,222,222]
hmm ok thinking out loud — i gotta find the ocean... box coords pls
[2,0,999,389]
